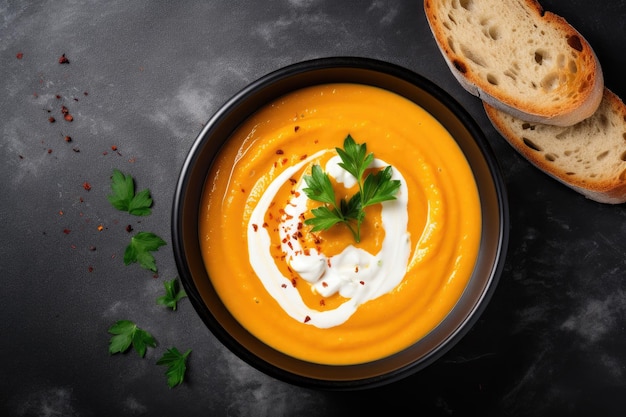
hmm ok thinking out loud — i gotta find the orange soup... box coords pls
[199,83,481,365]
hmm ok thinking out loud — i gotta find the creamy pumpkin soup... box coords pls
[199,83,481,365]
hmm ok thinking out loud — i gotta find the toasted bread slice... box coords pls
[485,88,626,204]
[424,0,604,126]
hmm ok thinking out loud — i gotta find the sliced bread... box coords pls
[424,0,604,126]
[484,88,626,204]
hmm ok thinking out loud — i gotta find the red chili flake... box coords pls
[64,136,72,142]
[252,224,258,232]
[64,113,73,122]
[88,266,94,272]
[83,182,91,191]
[58,54,69,64]
[111,145,117,151]
[289,178,297,185]
[262,222,268,228]
[281,283,287,288]
[102,151,108,155]
[126,224,133,233]
[63,228,71,234]
[276,149,284,155]
[61,105,69,114]
[58,210,64,215]
[241,188,245,193]
[360,281,365,285]
[327,259,332,268]
[322,282,328,288]
[84,91,88,96]
[47,149,53,154]
[299,154,307,160]
[48,116,56,123]
[355,266,359,273]
[97,224,104,231]
[304,316,311,323]
[56,94,62,100]
[16,52,23,59]
[291,278,297,287]
[294,126,300,132]
[281,158,288,164]
[319,299,325,306]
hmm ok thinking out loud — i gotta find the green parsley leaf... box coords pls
[107,169,153,216]
[306,206,346,232]
[335,134,374,182]
[302,164,336,205]
[108,320,157,358]
[156,278,187,311]
[156,347,191,388]
[361,165,401,207]
[303,134,400,243]
[124,231,167,272]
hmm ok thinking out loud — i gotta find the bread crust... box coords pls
[424,0,604,126]
[485,88,626,204]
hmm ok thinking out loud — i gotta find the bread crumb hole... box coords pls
[487,73,498,85]
[545,153,557,162]
[453,59,467,74]
[566,172,576,176]
[619,169,626,181]
[541,73,560,91]
[459,0,473,11]
[620,150,626,161]
[460,44,486,67]
[522,137,542,152]
[568,59,577,74]
[567,35,583,52]
[447,13,457,24]
[489,26,500,40]
[534,50,547,65]
[596,150,609,161]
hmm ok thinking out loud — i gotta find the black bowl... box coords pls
[172,57,509,390]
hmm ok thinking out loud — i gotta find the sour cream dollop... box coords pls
[247,150,411,328]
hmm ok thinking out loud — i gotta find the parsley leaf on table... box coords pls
[107,169,153,216]
[303,135,401,243]
[156,347,191,388]
[156,278,187,311]
[124,231,167,272]
[108,320,157,357]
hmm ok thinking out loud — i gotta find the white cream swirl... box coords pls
[247,151,410,328]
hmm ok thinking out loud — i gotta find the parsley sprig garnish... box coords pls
[302,135,401,243]
[156,278,187,311]
[157,347,192,388]
[108,320,157,358]
[123,231,167,272]
[107,169,153,216]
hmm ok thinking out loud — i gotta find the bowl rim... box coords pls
[172,56,509,390]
